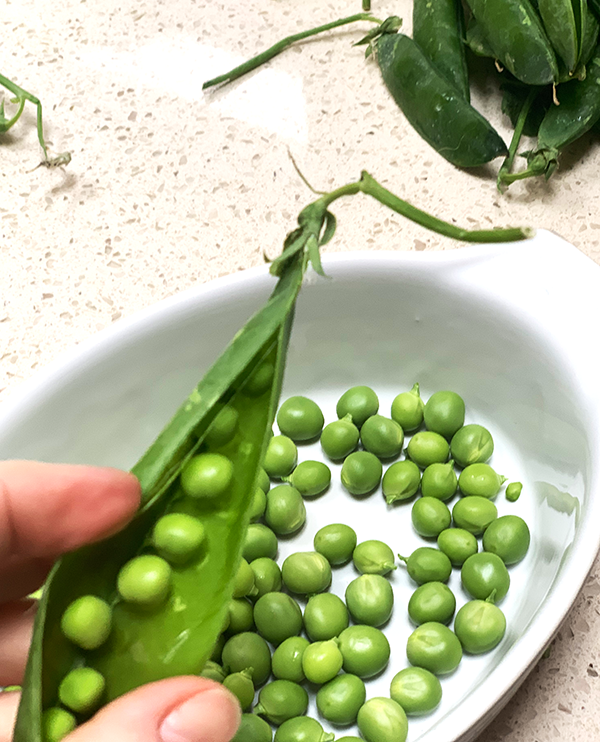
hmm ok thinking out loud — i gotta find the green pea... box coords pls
[254,592,303,645]
[277,396,324,441]
[205,405,239,447]
[245,361,275,397]
[336,385,379,428]
[255,680,309,725]
[222,632,272,686]
[227,598,255,635]
[360,414,404,459]
[506,481,523,502]
[317,673,366,725]
[282,551,332,595]
[483,515,530,565]
[459,463,506,498]
[407,431,449,468]
[42,708,77,742]
[420,461,457,501]
[249,487,267,522]
[398,547,452,585]
[243,524,278,562]
[382,460,421,504]
[450,423,494,467]
[406,622,463,675]
[424,390,465,439]
[117,554,172,608]
[408,582,456,625]
[152,512,206,565]
[341,451,383,496]
[320,415,360,460]
[233,558,257,599]
[289,461,331,497]
[58,667,105,715]
[60,595,112,651]
[336,738,363,742]
[338,625,390,678]
[200,660,227,683]
[257,468,271,493]
[391,382,424,432]
[224,669,255,711]
[357,697,408,742]
[303,593,349,641]
[272,636,309,683]
[461,553,510,602]
[437,528,478,566]
[180,452,234,499]
[353,540,397,576]
[264,435,298,478]
[345,574,394,626]
[231,713,273,742]
[454,599,507,654]
[389,667,442,716]
[274,717,334,742]
[314,523,357,565]
[250,557,282,598]
[301,639,343,684]
[265,485,306,535]
[452,496,497,536]
[411,497,452,538]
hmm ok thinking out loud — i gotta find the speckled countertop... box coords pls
[2,0,600,739]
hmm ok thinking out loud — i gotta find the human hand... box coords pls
[0,461,241,742]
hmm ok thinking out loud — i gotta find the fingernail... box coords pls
[159,688,241,742]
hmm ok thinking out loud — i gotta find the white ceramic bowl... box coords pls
[2,230,600,741]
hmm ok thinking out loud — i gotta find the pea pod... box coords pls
[376,33,507,167]
[464,18,496,58]
[412,0,470,100]
[15,236,317,741]
[578,5,600,70]
[464,0,558,85]
[538,0,585,74]
[503,45,600,184]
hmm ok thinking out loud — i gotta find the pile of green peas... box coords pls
[215,386,531,742]
[49,385,530,742]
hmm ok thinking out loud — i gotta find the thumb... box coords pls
[67,677,241,742]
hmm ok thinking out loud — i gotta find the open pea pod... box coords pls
[464,0,558,85]
[376,33,507,167]
[412,0,470,100]
[14,245,312,741]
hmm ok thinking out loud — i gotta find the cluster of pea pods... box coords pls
[379,0,600,186]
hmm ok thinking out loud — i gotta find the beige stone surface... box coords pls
[1,0,600,738]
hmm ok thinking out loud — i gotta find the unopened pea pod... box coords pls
[15,244,313,741]
[412,0,470,100]
[538,0,584,73]
[580,7,600,70]
[464,0,558,85]
[539,47,600,149]
[376,33,508,167]
[510,47,600,183]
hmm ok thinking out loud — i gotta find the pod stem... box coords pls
[202,13,382,89]
[268,169,531,278]
[497,87,538,191]
[362,0,372,9]
[0,72,71,166]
